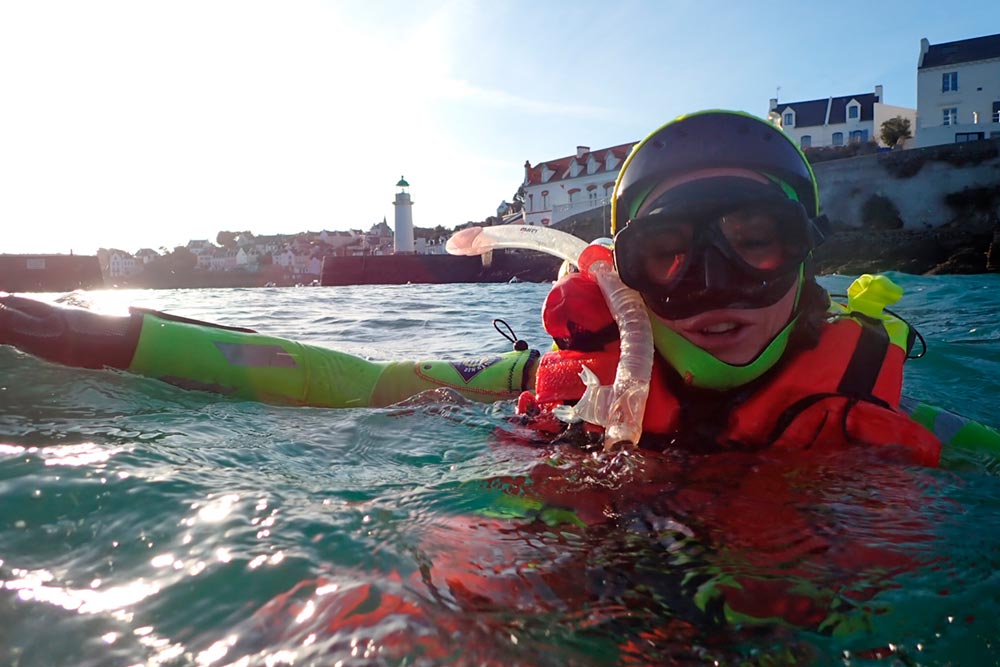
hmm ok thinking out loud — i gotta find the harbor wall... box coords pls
[321,251,561,286]
[0,254,104,292]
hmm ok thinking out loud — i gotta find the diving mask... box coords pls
[614,197,824,320]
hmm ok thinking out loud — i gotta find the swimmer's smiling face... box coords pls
[652,283,797,364]
[631,185,799,365]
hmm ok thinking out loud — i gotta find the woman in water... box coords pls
[0,110,941,463]
[0,110,965,655]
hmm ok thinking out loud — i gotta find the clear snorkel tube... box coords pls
[447,225,653,448]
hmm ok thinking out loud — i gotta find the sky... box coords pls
[1,0,998,255]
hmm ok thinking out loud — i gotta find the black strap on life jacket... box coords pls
[764,316,895,446]
[836,314,891,406]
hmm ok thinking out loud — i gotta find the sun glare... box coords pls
[0,1,517,255]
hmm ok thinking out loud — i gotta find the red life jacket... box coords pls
[528,274,941,467]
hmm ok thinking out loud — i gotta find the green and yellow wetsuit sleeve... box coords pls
[129,313,538,408]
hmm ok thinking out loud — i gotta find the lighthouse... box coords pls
[392,176,415,254]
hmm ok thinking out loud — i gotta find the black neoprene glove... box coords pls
[0,295,141,369]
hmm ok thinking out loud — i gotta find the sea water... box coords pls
[1,273,999,666]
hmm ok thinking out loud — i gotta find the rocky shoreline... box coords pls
[812,224,1000,275]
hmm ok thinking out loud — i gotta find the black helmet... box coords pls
[611,110,819,234]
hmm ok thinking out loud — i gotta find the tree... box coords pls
[217,231,237,248]
[167,246,197,272]
[880,116,912,148]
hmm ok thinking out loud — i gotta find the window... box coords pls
[540,192,548,210]
[942,72,958,92]
[955,132,984,143]
[993,101,1000,123]
[849,130,868,143]
[848,105,859,120]
[783,112,794,127]
[800,135,812,148]
[832,132,844,146]
[943,107,958,126]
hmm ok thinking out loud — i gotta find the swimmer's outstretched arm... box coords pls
[0,294,143,369]
[0,295,537,408]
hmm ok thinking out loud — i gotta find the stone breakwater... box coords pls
[812,225,999,275]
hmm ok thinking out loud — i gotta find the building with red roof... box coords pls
[520,142,637,227]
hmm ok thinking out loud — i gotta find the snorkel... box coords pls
[447,225,653,448]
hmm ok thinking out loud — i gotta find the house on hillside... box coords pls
[236,247,259,270]
[356,220,393,255]
[521,142,636,227]
[768,86,916,149]
[273,249,296,269]
[135,248,160,265]
[187,240,215,256]
[107,250,139,278]
[251,234,286,255]
[209,248,238,272]
[317,230,357,248]
[915,33,1000,147]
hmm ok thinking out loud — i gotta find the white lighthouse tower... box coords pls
[392,176,415,254]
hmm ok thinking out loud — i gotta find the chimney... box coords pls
[576,146,590,158]
[875,84,883,102]
[769,97,778,112]
[523,159,531,185]
[918,37,930,68]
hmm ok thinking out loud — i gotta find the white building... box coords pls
[768,86,916,149]
[236,247,259,269]
[107,250,138,278]
[273,249,295,268]
[521,143,636,227]
[209,249,238,272]
[135,248,159,265]
[915,33,1000,147]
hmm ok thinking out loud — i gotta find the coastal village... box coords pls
[98,216,454,287]
[3,31,1000,291]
